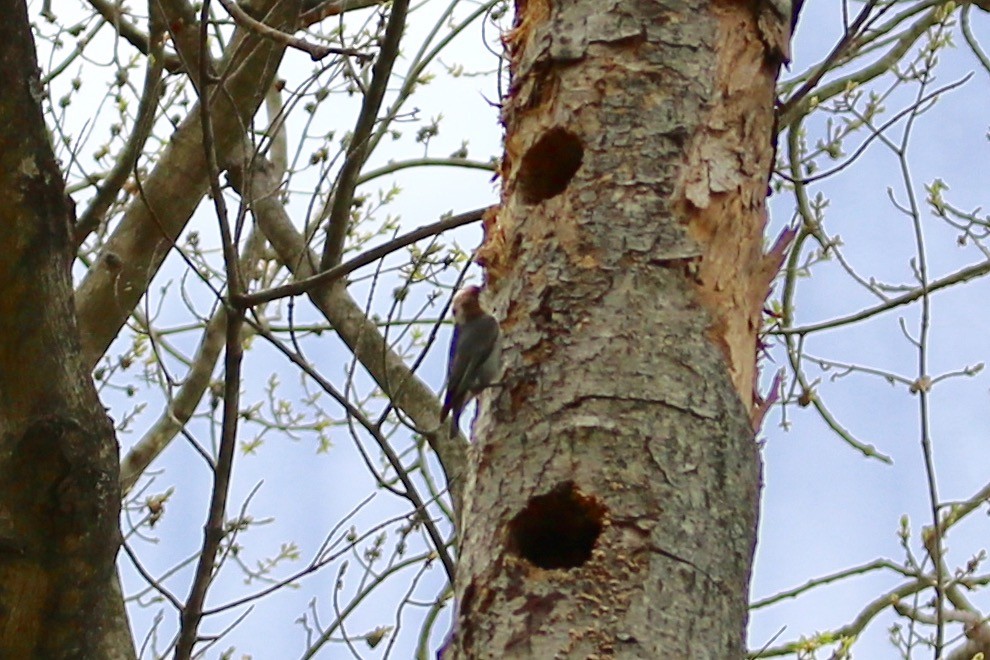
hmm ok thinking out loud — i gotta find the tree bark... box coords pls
[450,0,787,656]
[0,2,131,657]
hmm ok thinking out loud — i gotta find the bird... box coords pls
[441,285,501,436]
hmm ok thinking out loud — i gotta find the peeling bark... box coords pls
[453,0,785,656]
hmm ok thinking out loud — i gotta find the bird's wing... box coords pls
[445,316,499,399]
[446,323,461,379]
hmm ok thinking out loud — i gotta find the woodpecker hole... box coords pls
[517,128,584,205]
[508,481,605,569]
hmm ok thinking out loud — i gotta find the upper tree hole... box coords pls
[517,128,583,205]
[508,481,605,569]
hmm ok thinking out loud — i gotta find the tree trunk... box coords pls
[0,2,131,657]
[450,0,787,656]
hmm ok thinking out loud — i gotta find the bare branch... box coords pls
[75,0,297,367]
[234,205,489,307]
[239,158,469,506]
[218,0,371,61]
[320,0,409,269]
[75,9,167,248]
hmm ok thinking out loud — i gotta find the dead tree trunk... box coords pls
[449,0,789,656]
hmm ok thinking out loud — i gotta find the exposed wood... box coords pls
[451,0,785,655]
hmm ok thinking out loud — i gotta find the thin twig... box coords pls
[775,258,990,336]
[218,0,370,61]
[75,11,166,247]
[298,0,383,27]
[320,0,410,269]
[86,0,183,70]
[249,320,457,583]
[234,205,490,307]
[174,2,249,656]
[779,6,941,129]
[777,0,881,123]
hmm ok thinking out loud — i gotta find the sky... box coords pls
[30,0,990,657]
[752,1,990,656]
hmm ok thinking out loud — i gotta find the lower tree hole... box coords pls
[507,481,605,569]
[517,128,584,205]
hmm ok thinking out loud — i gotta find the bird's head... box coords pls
[452,285,484,323]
